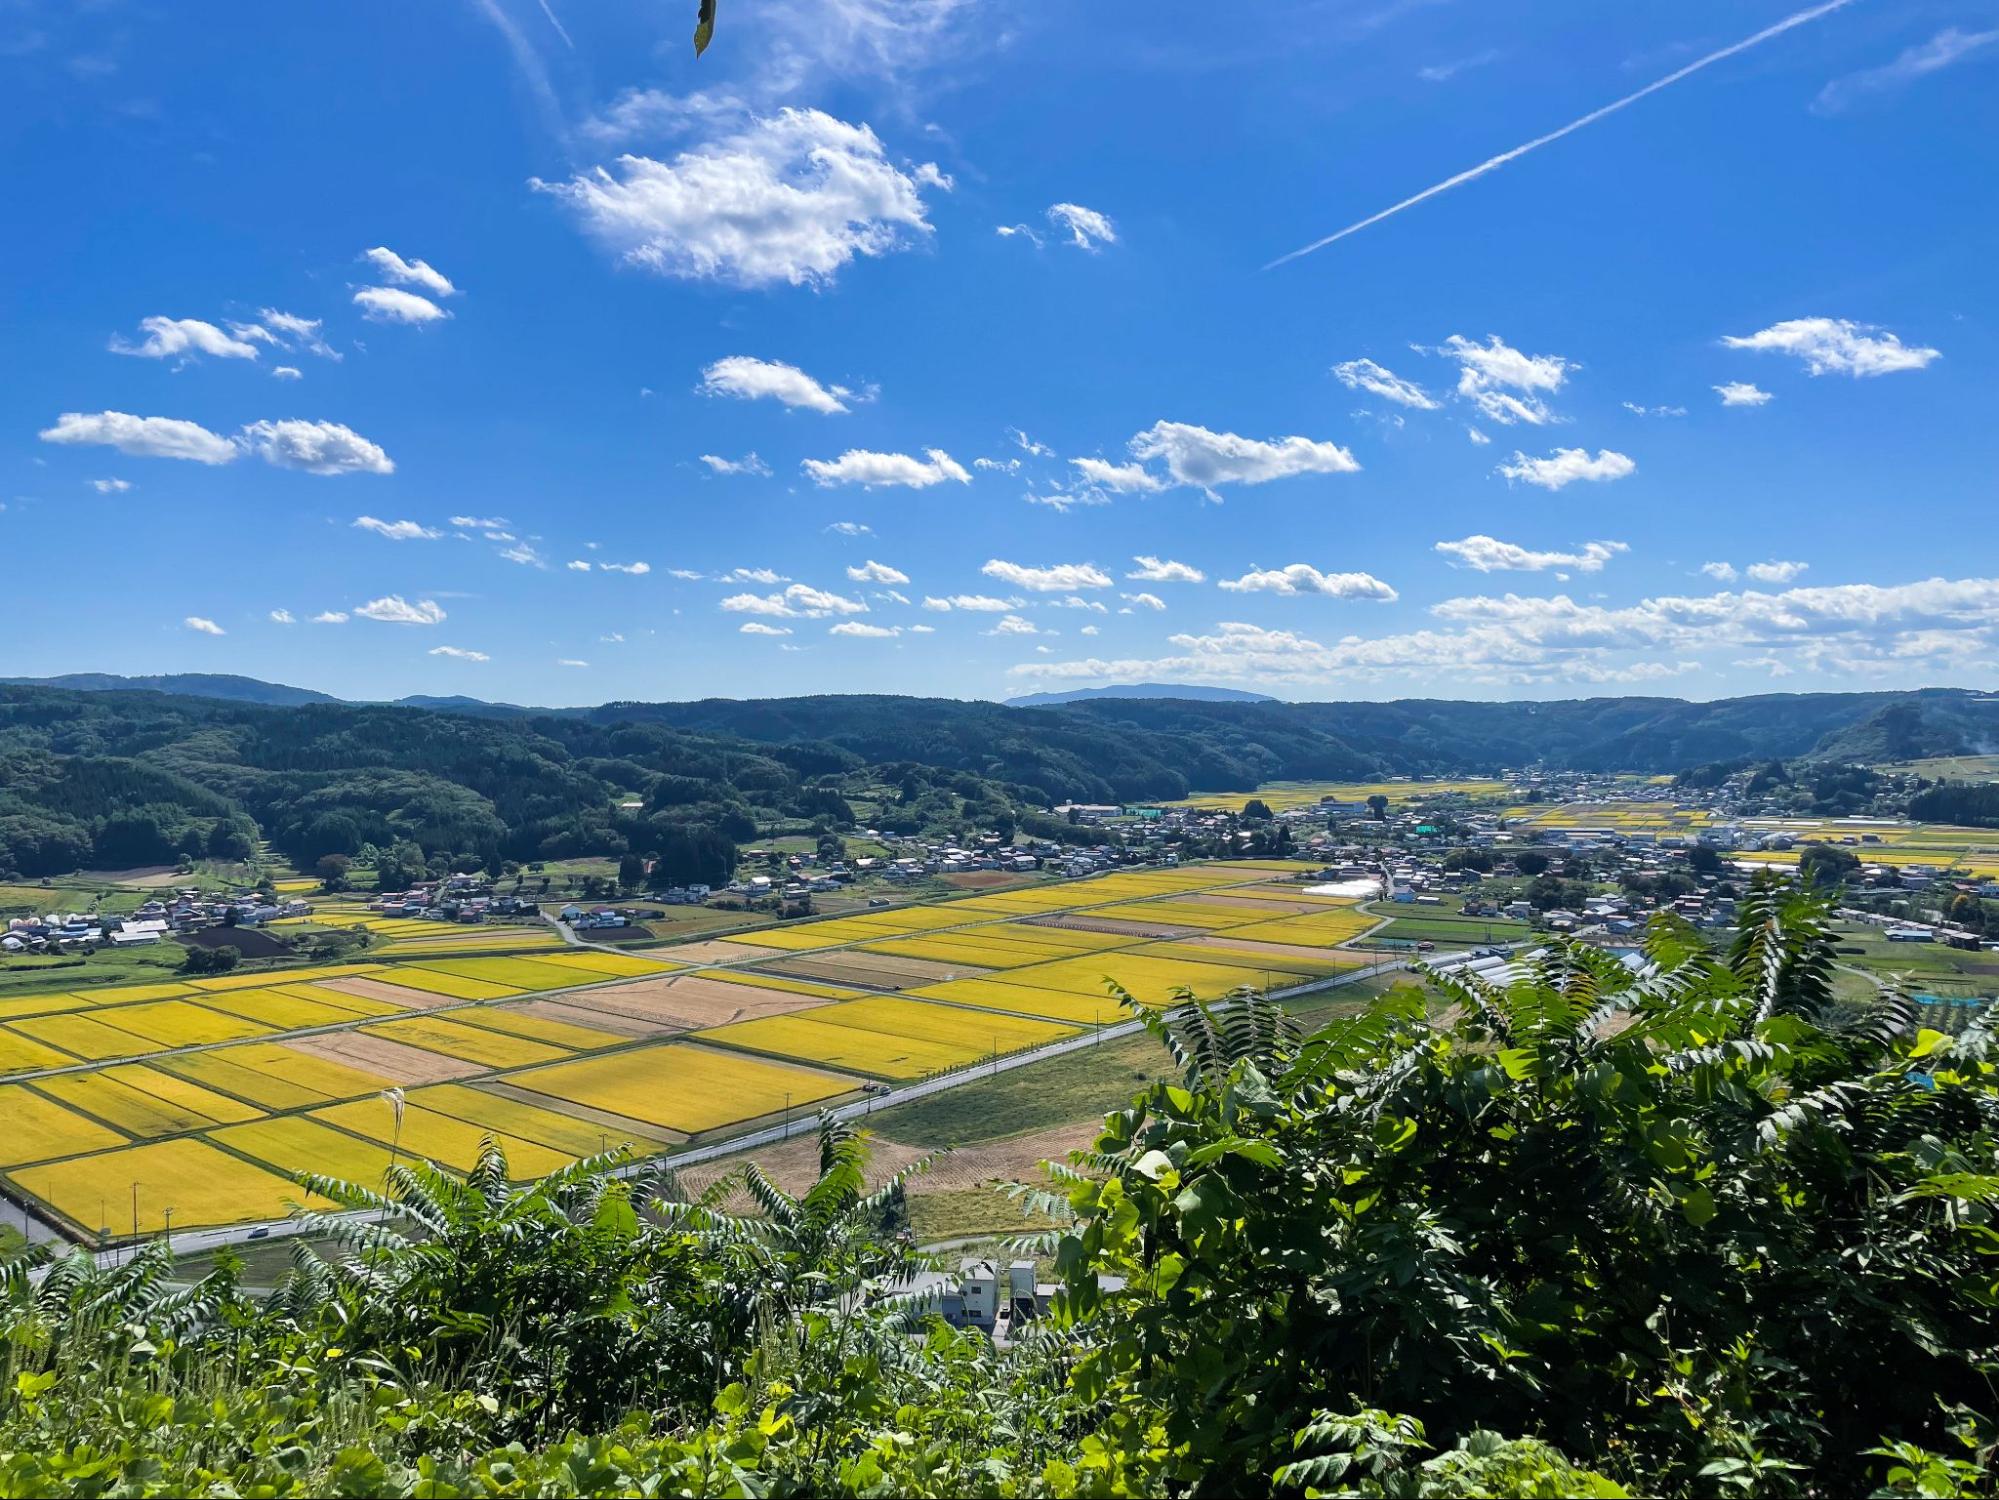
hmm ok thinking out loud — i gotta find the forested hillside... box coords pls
[6,682,1998,880]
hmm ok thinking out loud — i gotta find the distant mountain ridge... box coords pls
[1004,683,1278,708]
[8,674,1999,778]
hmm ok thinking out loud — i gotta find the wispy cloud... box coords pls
[1815,26,1999,113]
[1266,0,1857,266]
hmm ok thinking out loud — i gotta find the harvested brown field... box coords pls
[315,976,463,1011]
[645,939,789,965]
[556,975,827,1031]
[1180,893,1329,915]
[283,1032,485,1084]
[765,952,984,989]
[1178,936,1377,965]
[508,998,671,1037]
[942,872,1034,888]
[1029,914,1199,939]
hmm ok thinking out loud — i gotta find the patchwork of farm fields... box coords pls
[0,860,1378,1241]
[1509,801,1999,878]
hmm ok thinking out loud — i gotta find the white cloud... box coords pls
[974,456,1022,473]
[1122,591,1166,611]
[253,310,340,360]
[846,559,908,584]
[450,514,510,529]
[1498,447,1635,490]
[40,411,236,464]
[184,616,225,636]
[1025,485,1110,513]
[111,316,260,363]
[1621,401,1686,417]
[599,561,650,574]
[363,247,457,297]
[1746,560,1809,583]
[1466,427,1491,446]
[721,583,867,618]
[354,595,446,625]
[1721,317,1940,377]
[1127,420,1359,498]
[908,623,936,634]
[1046,201,1116,250]
[353,286,450,324]
[830,621,901,638]
[1218,564,1399,601]
[1127,555,1206,584]
[982,560,1113,593]
[720,566,788,584]
[826,520,872,536]
[1070,456,1165,493]
[740,622,792,636]
[1080,624,1100,636]
[313,610,350,624]
[1332,357,1438,409]
[568,560,592,572]
[989,614,1041,636]
[1010,427,1054,457]
[1417,47,1503,83]
[429,646,489,661]
[700,451,773,476]
[1714,381,1774,407]
[1701,562,1740,583]
[1815,26,1999,113]
[238,419,394,476]
[88,478,132,494]
[802,448,969,488]
[922,594,1019,612]
[273,365,303,381]
[699,354,853,413]
[269,609,295,625]
[558,659,589,668]
[668,568,706,580]
[535,108,941,288]
[1433,334,1571,425]
[1054,595,1109,612]
[352,516,441,541]
[1435,535,1628,573]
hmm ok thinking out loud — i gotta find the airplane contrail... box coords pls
[1265,0,1860,270]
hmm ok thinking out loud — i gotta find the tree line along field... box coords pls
[0,859,1384,1244]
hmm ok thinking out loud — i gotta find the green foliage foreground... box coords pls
[2,878,1996,1497]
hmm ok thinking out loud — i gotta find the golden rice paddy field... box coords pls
[1169,779,1512,813]
[1509,801,1999,878]
[0,861,1376,1241]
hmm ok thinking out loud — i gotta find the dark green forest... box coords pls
[2,885,1995,1496]
[5,682,1998,880]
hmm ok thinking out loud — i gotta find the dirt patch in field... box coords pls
[767,952,981,989]
[1029,914,1200,939]
[674,1130,929,1206]
[556,975,826,1031]
[511,998,672,1037]
[674,1120,1102,1214]
[282,1033,484,1084]
[943,872,1034,889]
[316,976,464,1010]
[645,939,789,965]
[75,866,185,887]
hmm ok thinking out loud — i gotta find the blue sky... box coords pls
[5,0,1997,704]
